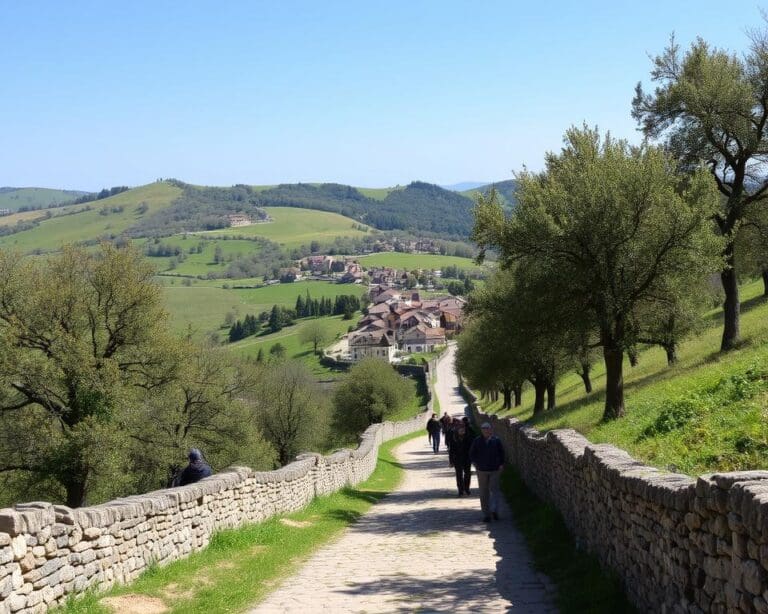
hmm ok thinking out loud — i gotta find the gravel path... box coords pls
[250,345,557,613]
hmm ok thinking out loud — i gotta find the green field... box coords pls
[162,280,366,336]
[357,252,483,272]
[143,237,262,276]
[0,187,88,211]
[200,207,368,248]
[0,183,181,253]
[482,278,768,476]
[229,314,354,375]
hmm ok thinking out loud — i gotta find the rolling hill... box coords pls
[462,179,517,208]
[0,187,91,211]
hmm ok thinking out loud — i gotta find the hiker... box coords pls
[462,415,477,438]
[469,422,505,522]
[449,422,473,496]
[440,412,452,453]
[426,414,442,453]
[177,448,213,486]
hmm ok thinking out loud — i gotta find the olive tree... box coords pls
[473,127,721,420]
[0,244,178,506]
[633,29,768,350]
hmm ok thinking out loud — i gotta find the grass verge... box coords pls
[500,468,634,613]
[57,431,418,614]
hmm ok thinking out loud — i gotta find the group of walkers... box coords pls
[426,412,505,522]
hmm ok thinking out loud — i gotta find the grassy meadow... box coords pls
[143,236,262,276]
[482,278,768,475]
[200,207,368,248]
[0,187,86,211]
[0,182,181,253]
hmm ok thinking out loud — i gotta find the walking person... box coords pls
[449,422,473,496]
[426,413,442,453]
[440,412,452,454]
[470,422,505,522]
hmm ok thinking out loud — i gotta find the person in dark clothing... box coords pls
[462,415,477,438]
[426,414,442,453]
[469,422,505,522]
[178,449,213,486]
[440,412,452,453]
[449,423,473,496]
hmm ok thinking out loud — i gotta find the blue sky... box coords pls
[0,1,760,190]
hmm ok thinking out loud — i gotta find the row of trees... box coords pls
[463,127,722,421]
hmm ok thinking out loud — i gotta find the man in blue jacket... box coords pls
[469,422,505,522]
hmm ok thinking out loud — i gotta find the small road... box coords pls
[433,342,469,417]
[249,345,556,613]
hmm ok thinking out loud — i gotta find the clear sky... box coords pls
[0,1,762,190]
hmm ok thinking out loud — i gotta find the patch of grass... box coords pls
[143,237,261,276]
[57,431,419,614]
[500,468,634,613]
[482,278,768,475]
[200,207,368,248]
[388,376,430,421]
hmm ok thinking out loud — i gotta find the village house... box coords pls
[348,329,397,362]
[401,324,446,353]
[339,262,363,283]
[302,255,334,274]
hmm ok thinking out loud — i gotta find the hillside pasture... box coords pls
[0,182,182,253]
[162,280,366,336]
[484,278,768,475]
[143,237,261,276]
[200,207,368,248]
[0,187,88,211]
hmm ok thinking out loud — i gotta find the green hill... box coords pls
[0,187,91,211]
[252,181,475,238]
[482,278,768,476]
[462,179,517,209]
[201,207,369,248]
[0,182,182,253]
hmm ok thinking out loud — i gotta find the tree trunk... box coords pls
[720,253,740,351]
[763,268,768,297]
[65,480,88,509]
[501,384,512,410]
[532,380,546,415]
[602,346,625,420]
[628,347,638,367]
[546,381,556,411]
[664,343,678,366]
[579,362,592,393]
[513,384,523,407]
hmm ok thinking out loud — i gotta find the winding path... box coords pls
[250,344,556,613]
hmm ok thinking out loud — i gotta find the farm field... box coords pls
[357,252,483,272]
[162,280,366,336]
[143,237,262,276]
[483,278,768,476]
[0,182,181,253]
[200,207,368,248]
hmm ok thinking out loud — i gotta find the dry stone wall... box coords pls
[0,410,430,614]
[464,386,768,613]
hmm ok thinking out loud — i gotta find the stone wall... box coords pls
[0,411,430,614]
[463,385,768,613]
